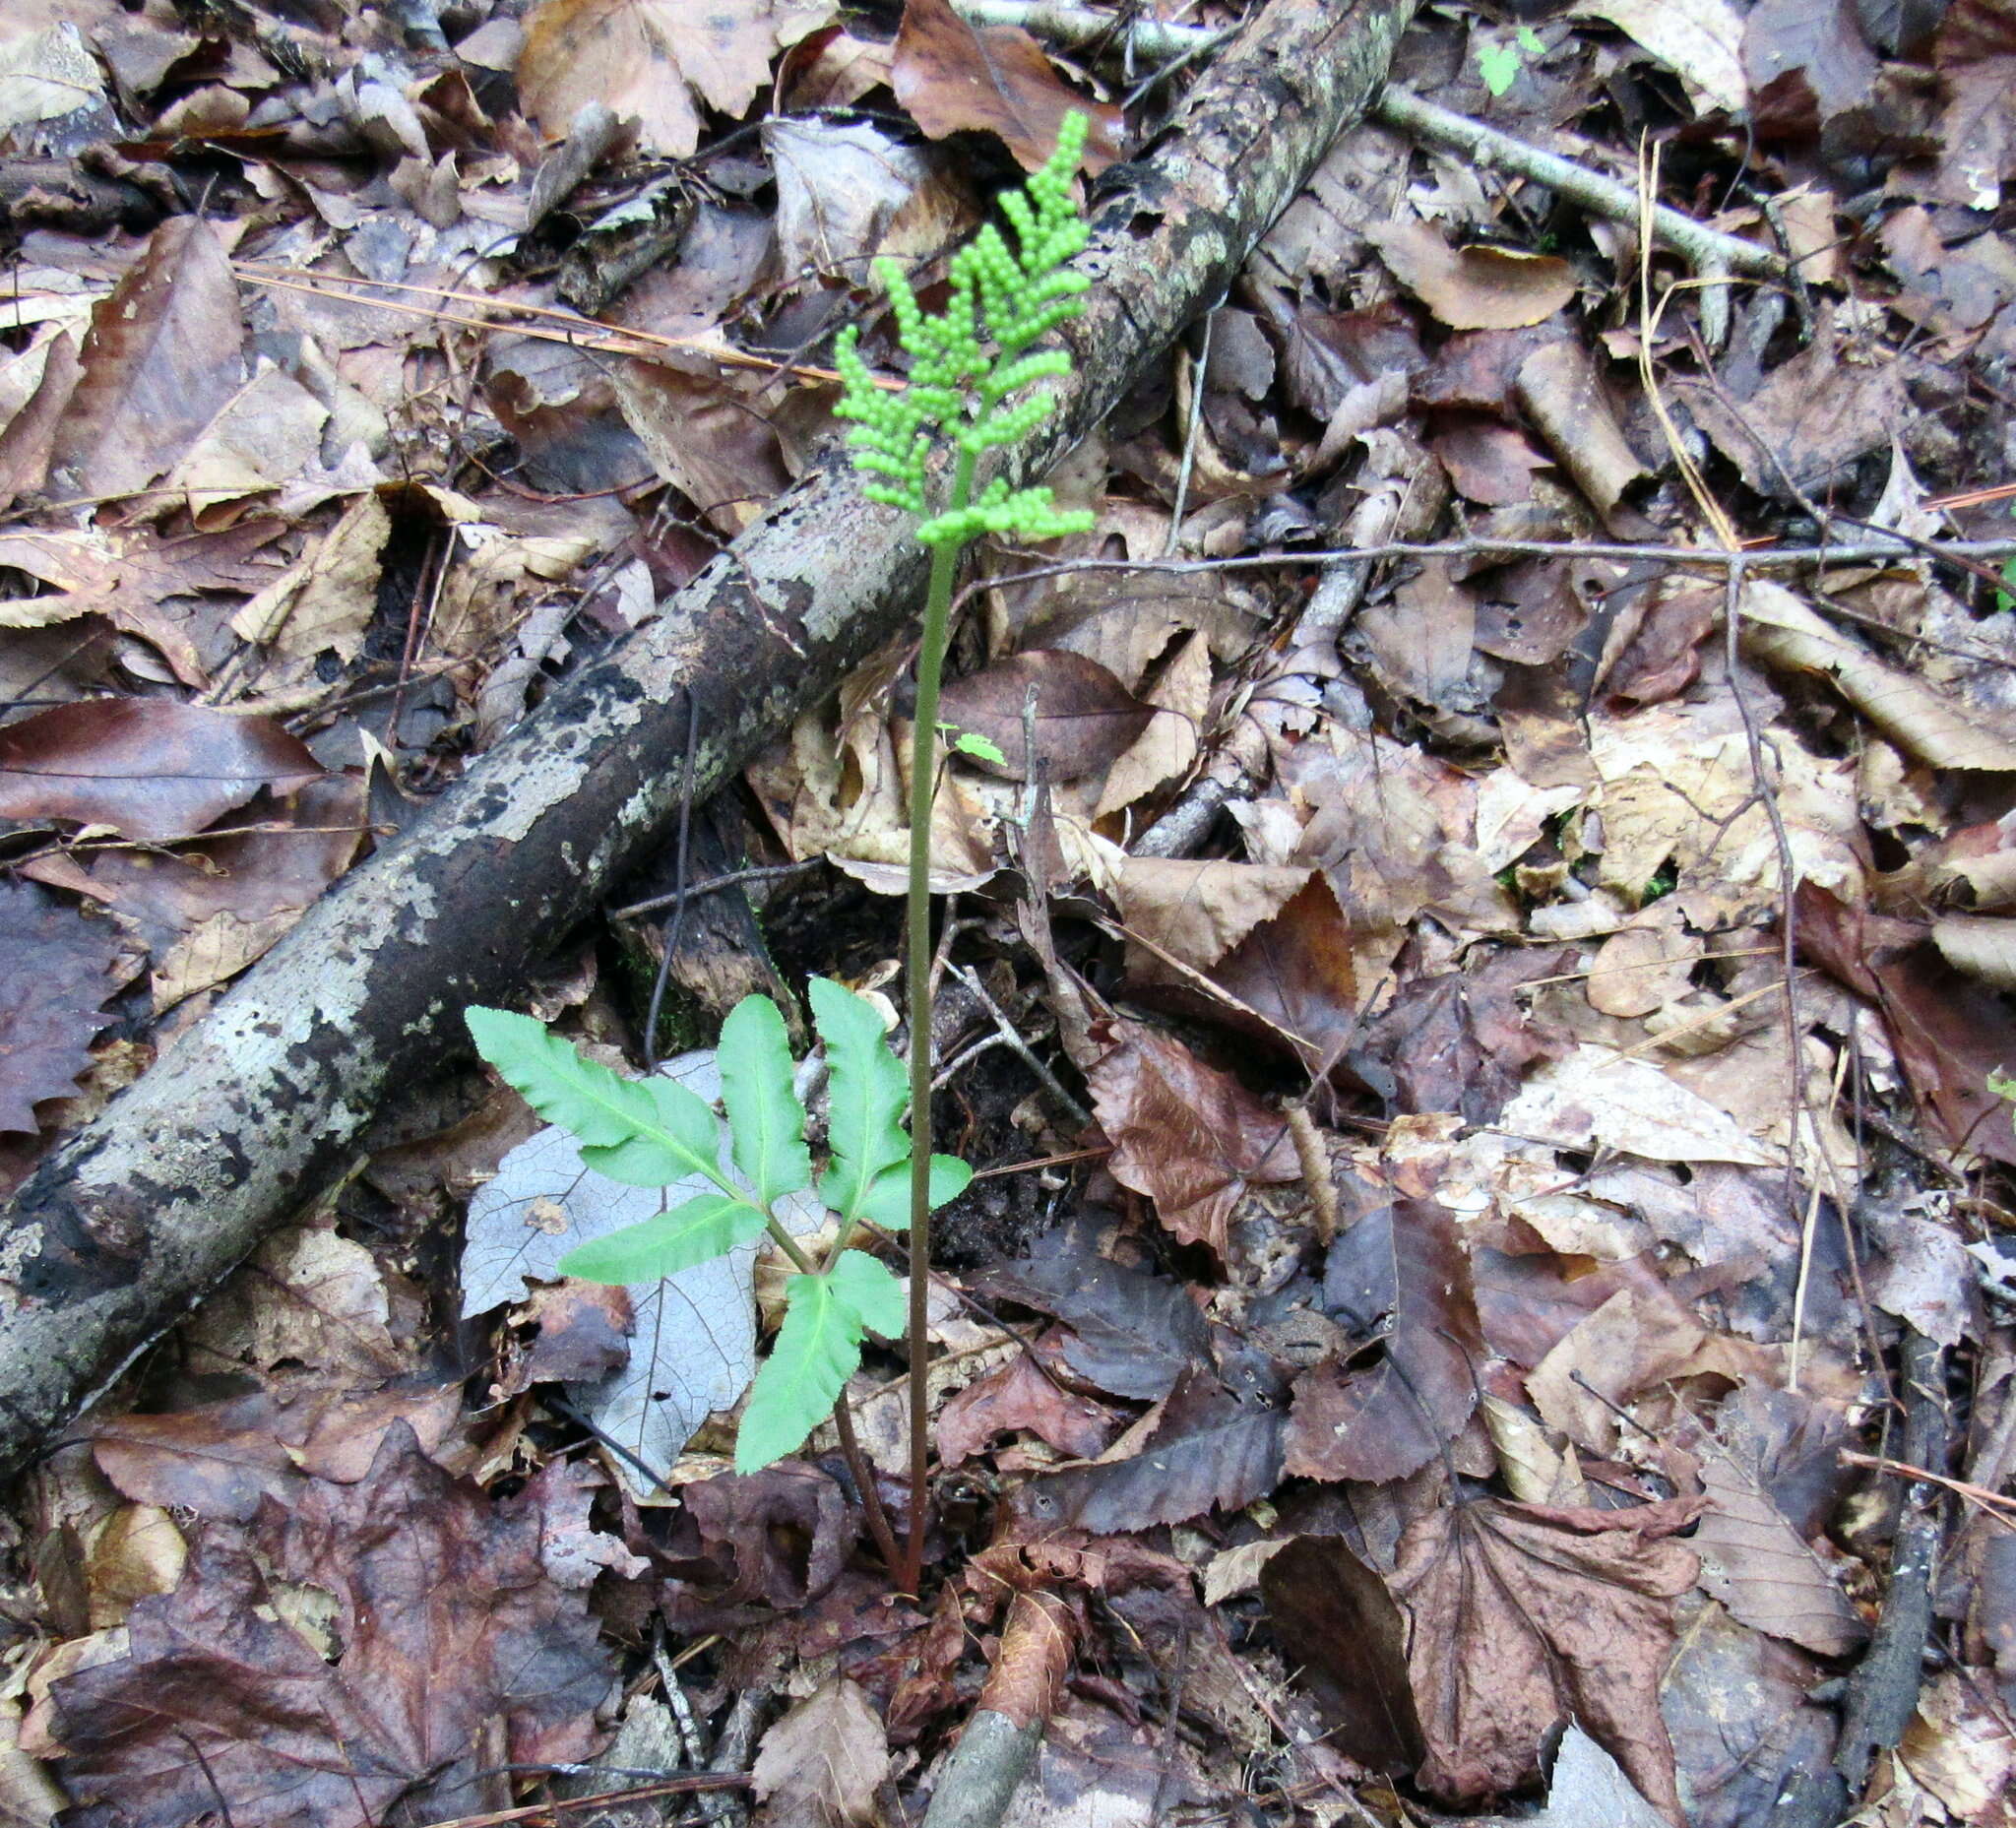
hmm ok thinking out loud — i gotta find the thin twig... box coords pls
[415,1774,754,1828]
[833,1396,907,1580]
[610,857,827,921]
[1837,1450,2016,1526]
[644,687,701,1072]
[1375,87,1783,346]
[952,964,1092,1125]
[945,538,2016,630]
[951,0,1230,64]
[1167,308,1215,550]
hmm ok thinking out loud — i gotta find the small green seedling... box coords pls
[466,981,971,1475]
[1477,26,1547,96]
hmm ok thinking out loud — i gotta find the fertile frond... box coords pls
[834,111,1094,543]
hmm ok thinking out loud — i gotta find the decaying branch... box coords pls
[0,0,1418,1480]
[919,1592,1077,1828]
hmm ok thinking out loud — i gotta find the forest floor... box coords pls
[2,0,2016,1824]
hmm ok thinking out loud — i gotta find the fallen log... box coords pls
[0,0,1417,1480]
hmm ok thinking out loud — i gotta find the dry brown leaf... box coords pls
[1501,1043,1777,1167]
[1085,1019,1299,1260]
[1932,0,2016,210]
[935,1352,1114,1468]
[1898,1669,2016,1818]
[614,360,791,536]
[1527,1283,1764,1455]
[166,364,328,513]
[1515,340,1648,518]
[751,1676,890,1827]
[84,1505,186,1633]
[1572,0,1747,112]
[49,214,244,500]
[891,0,1121,172]
[1094,629,1209,818]
[229,491,391,661]
[1693,1440,1865,1657]
[1680,337,1907,497]
[518,0,836,158]
[151,908,302,1012]
[181,1222,406,1382]
[1113,856,1311,975]
[1586,911,1702,1021]
[1390,1497,1700,1822]
[1931,912,2016,987]
[1366,221,1578,331]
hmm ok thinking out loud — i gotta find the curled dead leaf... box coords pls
[1740,580,2016,770]
[1366,221,1578,331]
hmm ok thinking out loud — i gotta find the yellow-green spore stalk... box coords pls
[829,110,1096,1591]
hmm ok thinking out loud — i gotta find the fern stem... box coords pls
[902,448,976,1589]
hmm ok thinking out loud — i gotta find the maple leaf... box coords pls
[1388,1497,1701,1824]
[519,0,837,158]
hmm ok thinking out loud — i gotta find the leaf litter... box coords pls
[6,0,2016,1824]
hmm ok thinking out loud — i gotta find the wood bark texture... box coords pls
[0,0,1416,1479]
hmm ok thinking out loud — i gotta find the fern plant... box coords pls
[463,114,1095,1592]
[833,110,1096,1587]
[466,982,970,1476]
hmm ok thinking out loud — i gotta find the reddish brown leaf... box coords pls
[1284,1200,1483,1484]
[678,1464,853,1612]
[1430,414,1549,506]
[51,1427,615,1828]
[892,0,1121,172]
[1599,581,1717,709]
[935,1351,1115,1468]
[1086,1020,1299,1261]
[1260,1535,1424,1773]
[1388,1498,1701,1823]
[89,1383,466,1520]
[936,649,1154,783]
[0,880,121,1133]
[49,214,245,499]
[1208,873,1365,1071]
[1023,1352,1286,1533]
[1796,881,2016,1166]
[0,698,324,842]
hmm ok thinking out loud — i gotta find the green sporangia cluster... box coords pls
[832,109,1098,548]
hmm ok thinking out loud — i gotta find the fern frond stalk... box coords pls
[834,111,1096,1593]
